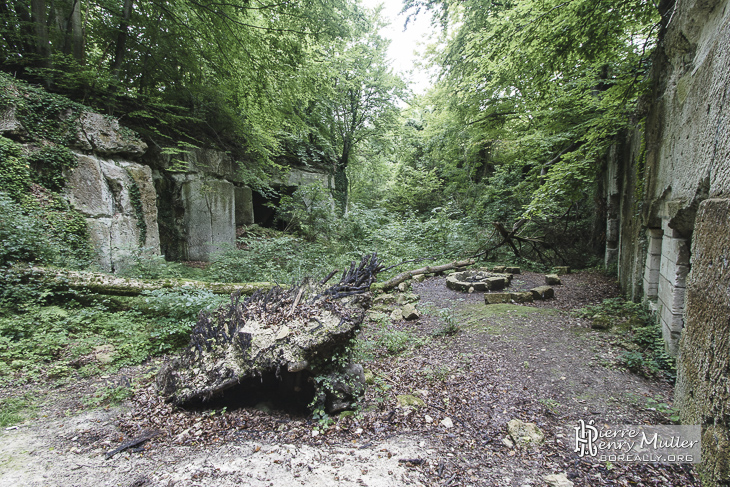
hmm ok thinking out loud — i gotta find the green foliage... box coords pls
[116,249,193,280]
[431,308,461,337]
[277,183,337,241]
[82,384,134,408]
[0,191,91,268]
[0,136,30,201]
[575,298,676,379]
[140,288,227,322]
[27,145,78,191]
[0,393,35,427]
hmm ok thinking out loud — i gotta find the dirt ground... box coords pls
[0,271,701,486]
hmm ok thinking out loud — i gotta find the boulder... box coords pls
[397,281,410,292]
[507,419,544,447]
[553,266,571,275]
[390,309,402,321]
[396,394,426,408]
[492,265,506,272]
[505,266,521,274]
[402,303,420,320]
[544,473,574,487]
[412,274,426,283]
[73,112,147,157]
[545,274,562,285]
[530,286,555,300]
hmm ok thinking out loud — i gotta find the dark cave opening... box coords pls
[251,186,296,230]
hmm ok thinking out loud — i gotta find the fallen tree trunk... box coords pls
[370,259,475,292]
[157,254,384,413]
[21,267,274,296]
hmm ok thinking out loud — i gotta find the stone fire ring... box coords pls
[446,270,512,292]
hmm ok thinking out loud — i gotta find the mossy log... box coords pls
[370,259,475,292]
[25,267,274,296]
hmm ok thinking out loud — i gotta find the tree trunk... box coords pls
[30,0,51,77]
[111,0,133,81]
[370,259,476,292]
[332,155,349,214]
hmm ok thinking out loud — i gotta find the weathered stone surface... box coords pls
[396,292,419,305]
[553,266,571,275]
[412,274,426,282]
[66,154,114,217]
[325,363,366,414]
[676,199,730,486]
[544,473,574,487]
[73,112,147,156]
[181,178,236,261]
[401,303,419,320]
[492,265,506,273]
[530,286,555,300]
[510,292,534,303]
[505,266,521,274]
[545,274,562,285]
[122,162,161,249]
[396,394,426,408]
[390,309,402,321]
[507,419,544,447]
[397,281,410,292]
[66,155,160,270]
[373,294,396,306]
[0,105,27,138]
[486,276,508,290]
[447,271,511,292]
[485,293,512,304]
[234,185,254,225]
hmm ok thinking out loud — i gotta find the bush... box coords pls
[0,193,58,265]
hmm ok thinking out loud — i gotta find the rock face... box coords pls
[675,199,730,486]
[65,154,160,271]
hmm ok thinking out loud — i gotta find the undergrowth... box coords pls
[574,297,676,380]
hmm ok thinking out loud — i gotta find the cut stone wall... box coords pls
[65,154,160,271]
[181,178,236,261]
[675,198,730,486]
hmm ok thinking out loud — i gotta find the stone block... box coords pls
[545,274,562,285]
[485,293,512,304]
[644,254,661,281]
[657,275,687,313]
[659,258,690,287]
[181,178,236,261]
[530,286,555,300]
[492,265,506,272]
[505,266,521,274]
[511,292,534,303]
[646,228,663,255]
[661,236,690,265]
[659,302,685,334]
[74,112,147,156]
[606,219,619,242]
[486,277,507,290]
[234,185,254,225]
[553,266,571,275]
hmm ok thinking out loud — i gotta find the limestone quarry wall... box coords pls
[605,0,730,483]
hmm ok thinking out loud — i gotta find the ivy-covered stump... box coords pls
[156,254,382,414]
